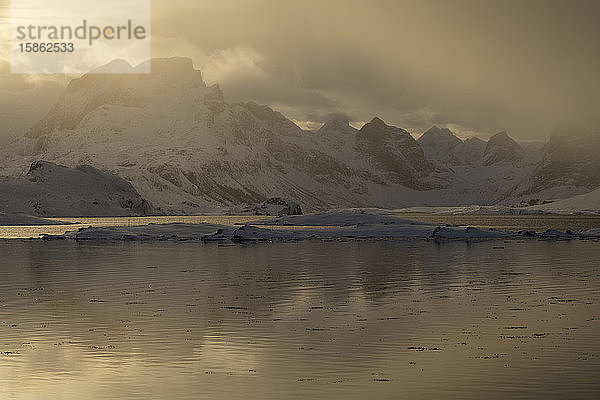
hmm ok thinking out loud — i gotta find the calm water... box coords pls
[0,240,599,399]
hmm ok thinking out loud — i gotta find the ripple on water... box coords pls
[0,240,599,399]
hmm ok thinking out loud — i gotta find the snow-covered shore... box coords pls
[0,212,72,226]
[38,210,600,242]
[393,205,599,215]
[527,188,600,214]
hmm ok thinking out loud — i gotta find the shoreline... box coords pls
[1,210,597,243]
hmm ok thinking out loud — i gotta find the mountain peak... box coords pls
[90,59,134,74]
[362,117,405,134]
[422,125,458,137]
[369,117,387,126]
[491,131,509,139]
[318,115,356,135]
[417,125,463,161]
[483,131,522,165]
[356,118,433,189]
[487,131,518,146]
[27,57,207,138]
[359,117,414,139]
[418,126,462,148]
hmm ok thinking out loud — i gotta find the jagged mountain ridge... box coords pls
[417,127,544,205]
[9,58,442,212]
[3,57,598,213]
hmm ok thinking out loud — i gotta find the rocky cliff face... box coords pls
[356,118,435,189]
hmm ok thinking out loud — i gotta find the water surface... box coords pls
[0,240,599,399]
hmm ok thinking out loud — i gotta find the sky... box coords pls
[1,0,600,141]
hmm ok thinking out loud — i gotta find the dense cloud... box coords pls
[2,0,600,140]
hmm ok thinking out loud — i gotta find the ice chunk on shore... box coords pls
[42,211,524,242]
[38,210,600,242]
[253,209,431,226]
[44,223,235,241]
[579,228,600,237]
[394,205,548,215]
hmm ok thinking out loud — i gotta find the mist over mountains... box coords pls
[1,57,598,215]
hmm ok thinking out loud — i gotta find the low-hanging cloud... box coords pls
[2,0,600,141]
[150,0,600,140]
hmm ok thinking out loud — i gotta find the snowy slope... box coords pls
[0,161,156,217]
[529,187,600,213]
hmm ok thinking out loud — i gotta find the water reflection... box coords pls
[0,240,599,399]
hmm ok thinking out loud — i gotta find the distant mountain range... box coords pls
[1,57,598,215]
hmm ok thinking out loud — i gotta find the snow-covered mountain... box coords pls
[450,137,487,165]
[0,161,156,216]
[6,58,443,212]
[315,115,357,153]
[530,129,600,191]
[317,115,357,136]
[482,131,523,166]
[417,126,462,162]
[507,129,600,203]
[355,117,434,189]
[1,57,598,214]
[413,126,544,205]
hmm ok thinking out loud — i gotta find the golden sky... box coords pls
[1,0,600,141]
